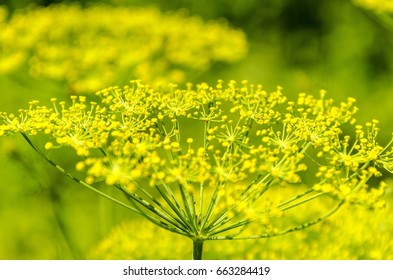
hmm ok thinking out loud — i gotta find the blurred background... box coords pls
[1,0,393,259]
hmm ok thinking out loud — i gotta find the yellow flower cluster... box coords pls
[0,4,247,93]
[1,80,392,243]
[353,0,393,13]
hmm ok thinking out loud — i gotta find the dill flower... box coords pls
[1,80,392,259]
[0,4,247,93]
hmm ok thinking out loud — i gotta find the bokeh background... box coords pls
[1,0,393,259]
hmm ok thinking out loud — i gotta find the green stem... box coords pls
[20,133,139,213]
[278,192,326,212]
[207,200,345,240]
[192,238,204,260]
[276,188,314,208]
[178,182,198,233]
[154,184,192,231]
[208,219,251,236]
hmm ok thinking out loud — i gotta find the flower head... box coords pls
[0,4,247,93]
[1,80,392,241]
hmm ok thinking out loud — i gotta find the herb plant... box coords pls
[1,80,392,259]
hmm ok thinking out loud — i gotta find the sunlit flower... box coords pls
[1,80,392,259]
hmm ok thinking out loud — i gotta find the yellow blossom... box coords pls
[0,4,247,92]
[1,80,393,259]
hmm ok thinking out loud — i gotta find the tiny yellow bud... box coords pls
[85,176,95,185]
[171,142,180,148]
[76,161,85,171]
[45,142,54,150]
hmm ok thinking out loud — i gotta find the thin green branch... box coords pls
[276,188,315,208]
[127,194,192,237]
[154,184,193,231]
[207,219,251,236]
[203,209,230,233]
[197,181,204,229]
[135,184,191,232]
[20,133,139,214]
[199,180,221,230]
[178,182,198,234]
[119,186,189,234]
[278,192,326,212]
[207,200,345,241]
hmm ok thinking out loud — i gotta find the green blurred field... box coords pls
[1,0,393,259]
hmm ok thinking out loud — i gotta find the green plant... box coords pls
[1,80,392,259]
